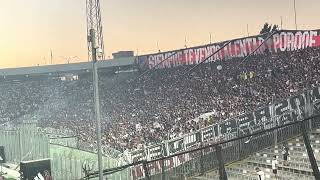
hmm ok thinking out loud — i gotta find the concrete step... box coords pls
[227,163,315,180]
[247,156,312,172]
[226,165,310,180]
[246,160,313,176]
[254,151,313,164]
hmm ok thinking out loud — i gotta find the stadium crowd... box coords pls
[0,47,319,153]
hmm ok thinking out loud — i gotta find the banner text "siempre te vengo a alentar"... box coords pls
[137,30,320,69]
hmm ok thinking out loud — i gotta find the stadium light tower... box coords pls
[86,0,105,61]
[86,0,105,180]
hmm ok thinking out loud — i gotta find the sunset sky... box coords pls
[0,0,319,68]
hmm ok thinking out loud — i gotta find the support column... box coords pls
[143,161,150,180]
[216,145,228,180]
[301,121,320,179]
[90,28,104,180]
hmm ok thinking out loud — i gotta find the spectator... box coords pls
[271,155,278,179]
[282,143,290,166]
[255,167,265,180]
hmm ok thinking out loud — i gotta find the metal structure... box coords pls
[84,113,320,180]
[86,0,105,180]
[86,0,105,61]
[80,84,320,179]
[294,0,298,30]
[0,125,128,180]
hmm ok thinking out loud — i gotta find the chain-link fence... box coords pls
[50,144,129,180]
[0,123,129,180]
[122,115,320,180]
[0,123,49,164]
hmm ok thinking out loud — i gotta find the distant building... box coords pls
[112,51,134,59]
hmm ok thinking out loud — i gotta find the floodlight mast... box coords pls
[86,0,105,61]
[86,0,105,180]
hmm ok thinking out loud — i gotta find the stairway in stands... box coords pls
[192,130,320,180]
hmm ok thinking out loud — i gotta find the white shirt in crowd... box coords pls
[272,159,278,170]
[257,170,265,180]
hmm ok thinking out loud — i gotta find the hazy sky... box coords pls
[0,0,319,68]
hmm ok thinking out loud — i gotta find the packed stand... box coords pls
[0,47,319,153]
[100,47,320,152]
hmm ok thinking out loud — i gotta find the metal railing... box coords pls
[84,86,320,179]
[87,114,319,180]
[0,123,129,180]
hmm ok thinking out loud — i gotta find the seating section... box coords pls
[0,47,320,153]
[194,130,320,180]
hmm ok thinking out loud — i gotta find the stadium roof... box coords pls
[0,56,136,76]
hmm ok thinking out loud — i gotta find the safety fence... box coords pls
[93,114,320,180]
[0,123,49,164]
[50,144,129,180]
[92,86,320,179]
[0,123,129,180]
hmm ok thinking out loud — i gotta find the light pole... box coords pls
[50,49,53,65]
[89,28,104,180]
[294,0,298,30]
[247,24,249,37]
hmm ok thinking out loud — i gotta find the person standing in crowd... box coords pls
[271,155,278,179]
[255,167,265,180]
[282,143,289,166]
